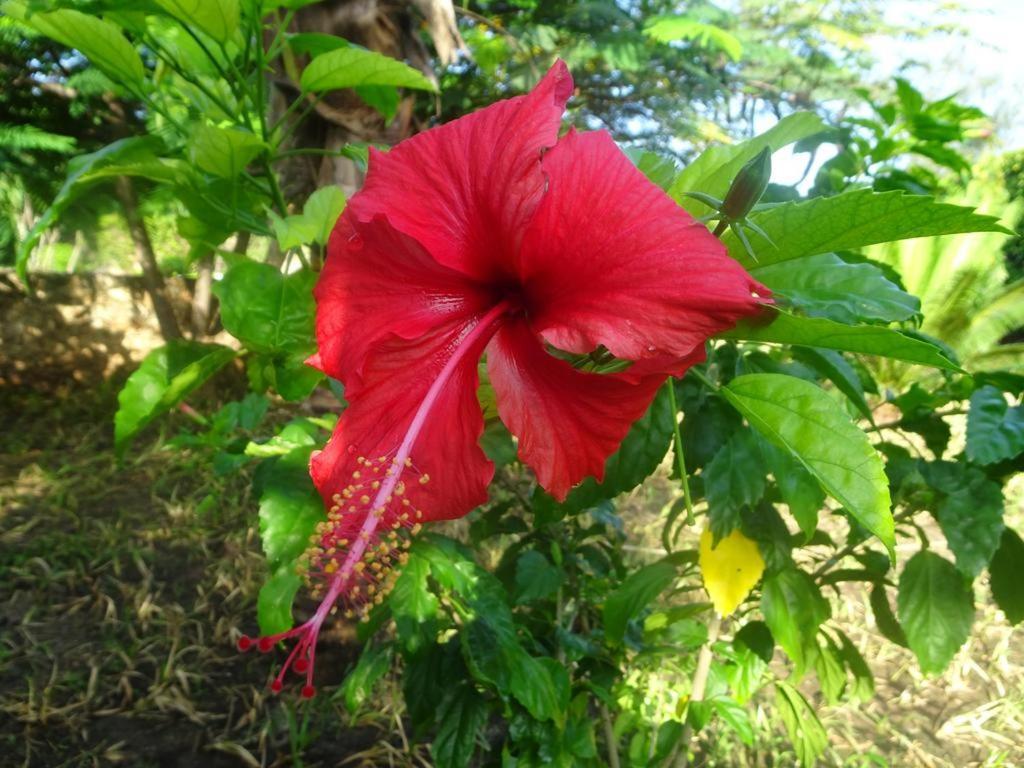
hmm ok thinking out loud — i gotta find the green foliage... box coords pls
[300,45,437,93]
[722,373,894,554]
[897,552,974,675]
[114,340,236,457]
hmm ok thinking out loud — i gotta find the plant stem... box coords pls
[674,613,722,767]
[665,379,695,526]
[689,367,719,392]
[600,704,621,768]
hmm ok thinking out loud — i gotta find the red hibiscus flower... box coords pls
[239,60,768,696]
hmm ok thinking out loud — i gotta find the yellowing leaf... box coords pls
[699,527,765,617]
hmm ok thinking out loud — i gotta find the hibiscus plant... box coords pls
[9,2,1024,766]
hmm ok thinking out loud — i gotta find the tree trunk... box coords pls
[114,176,182,341]
[190,251,214,338]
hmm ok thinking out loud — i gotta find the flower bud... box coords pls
[721,147,772,220]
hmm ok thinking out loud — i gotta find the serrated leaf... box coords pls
[699,527,765,617]
[751,253,920,324]
[722,373,894,555]
[4,1,144,87]
[704,429,767,537]
[431,685,488,768]
[989,528,1024,625]
[897,552,974,674]
[514,550,561,604]
[761,568,830,673]
[604,560,677,643]
[724,309,961,371]
[301,46,436,93]
[190,124,265,178]
[114,341,236,457]
[725,188,1011,269]
[669,113,826,215]
[154,0,238,43]
[921,461,1004,578]
[966,386,1024,465]
[213,263,316,355]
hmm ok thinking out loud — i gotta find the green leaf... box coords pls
[869,584,908,647]
[669,113,826,215]
[16,136,165,282]
[154,0,239,43]
[114,341,236,457]
[258,446,323,570]
[760,568,830,673]
[603,560,677,643]
[733,620,774,663]
[190,124,265,178]
[722,373,894,555]
[751,253,920,324]
[989,528,1024,626]
[920,461,1004,578]
[271,186,347,249]
[301,46,436,93]
[541,383,675,518]
[758,438,824,539]
[835,630,874,702]
[774,681,828,767]
[341,643,393,714]
[724,189,1012,269]
[514,550,562,604]
[724,309,961,371]
[712,698,754,746]
[897,552,974,674]
[213,263,316,355]
[966,386,1024,465]
[431,685,488,768]
[257,568,302,635]
[792,347,872,421]
[390,555,439,653]
[704,429,766,537]
[4,1,144,88]
[644,16,742,61]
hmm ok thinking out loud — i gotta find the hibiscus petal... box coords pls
[347,60,573,281]
[487,319,682,501]
[314,213,493,392]
[519,129,768,365]
[311,317,495,523]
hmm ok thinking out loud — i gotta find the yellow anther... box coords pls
[394,482,405,496]
[354,561,366,572]
[325,561,338,574]
[357,456,366,465]
[371,480,380,490]
[353,470,361,480]
[338,538,349,547]
[404,458,413,467]
[411,523,423,535]
[360,531,370,541]
[419,473,430,485]
[360,495,370,504]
